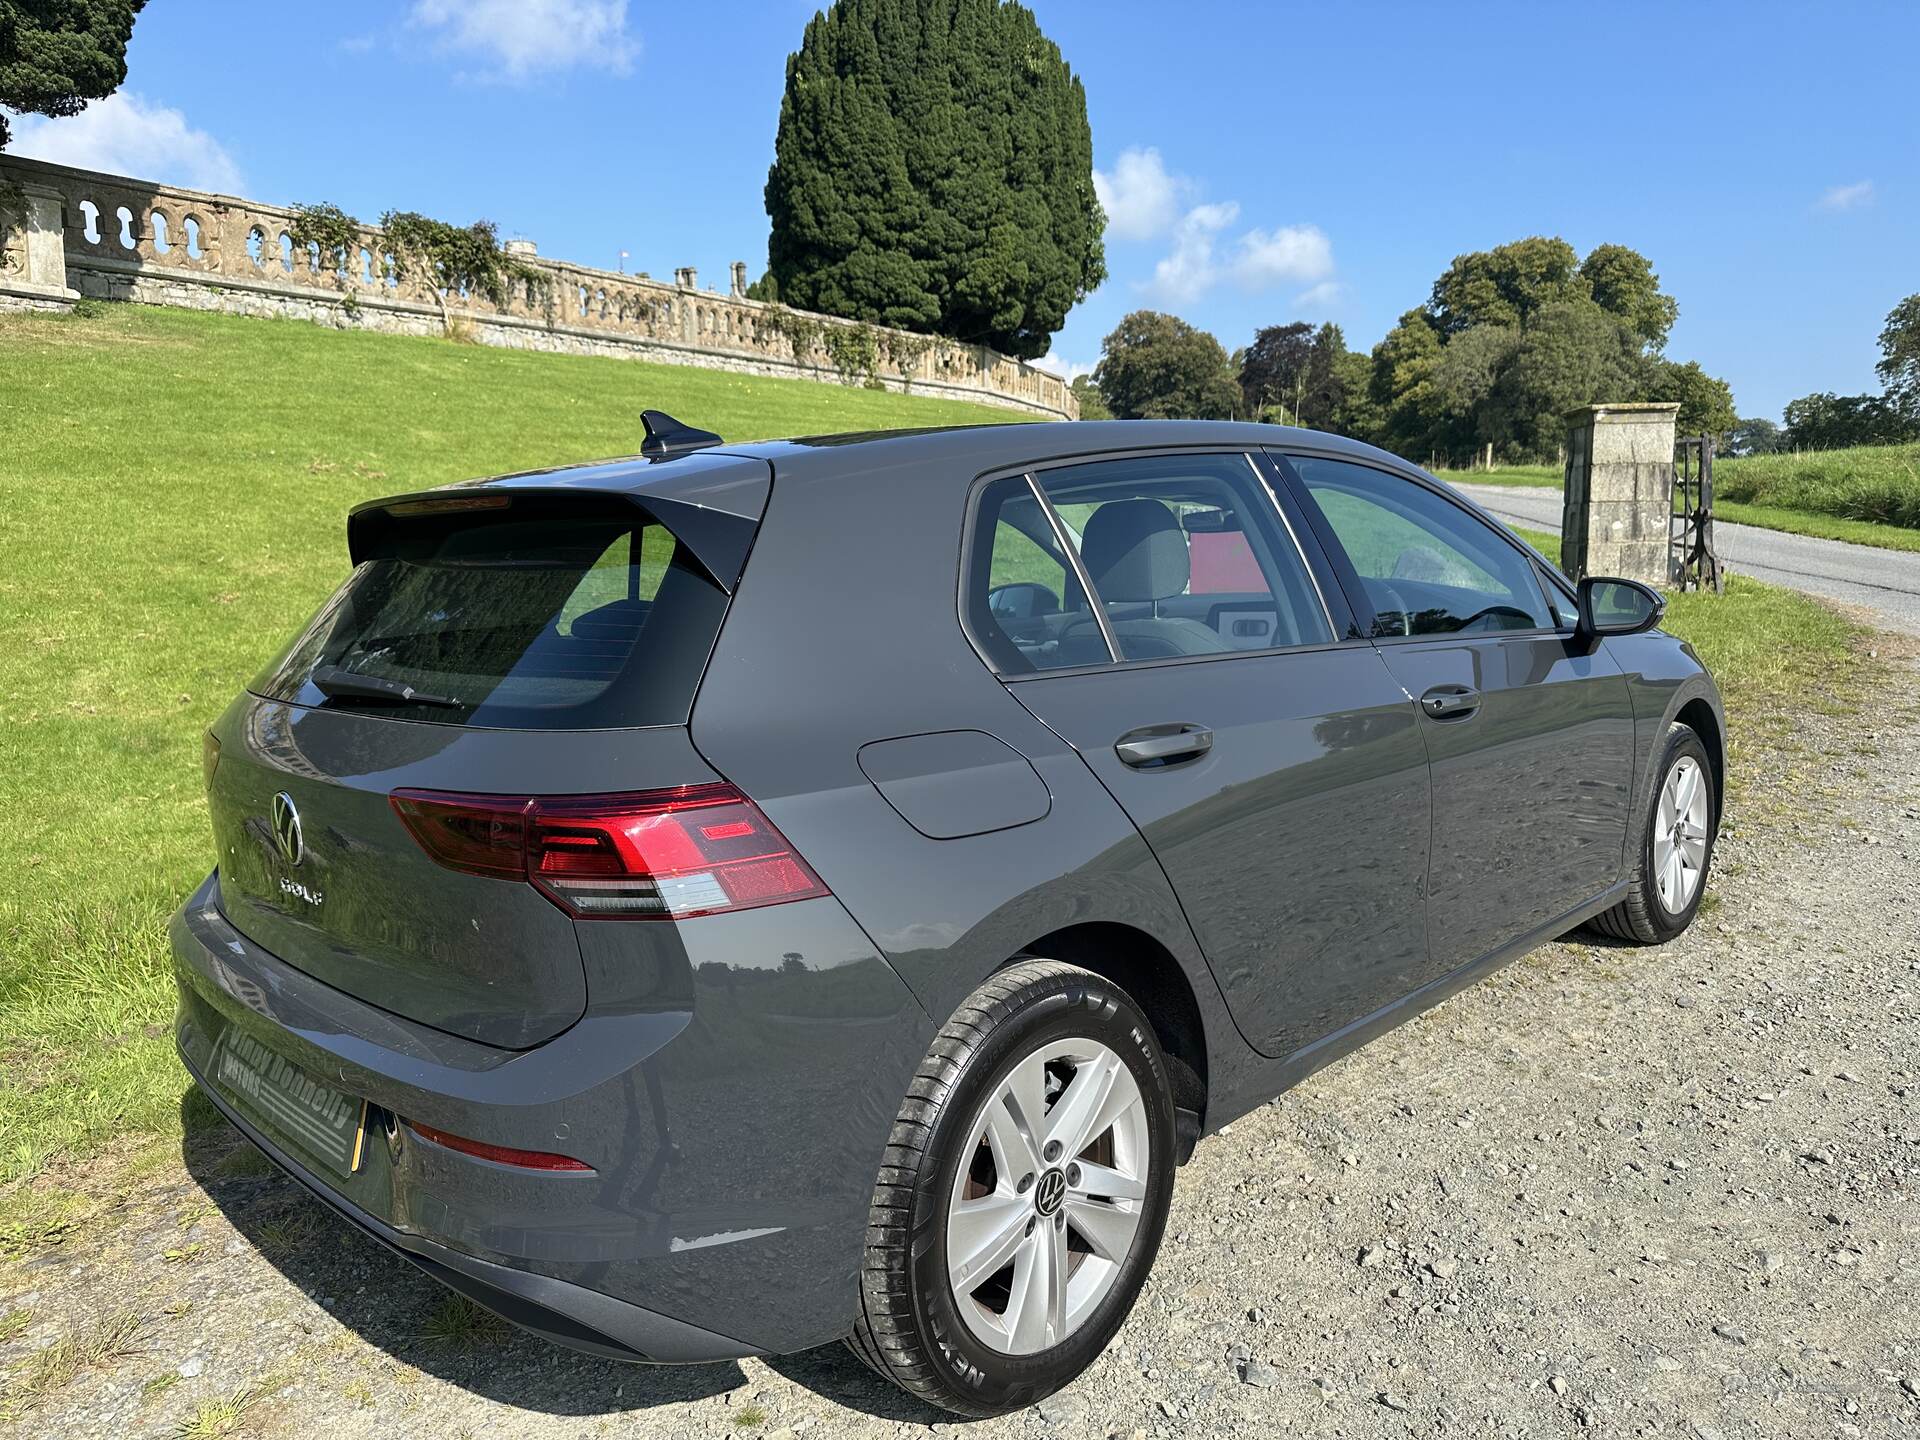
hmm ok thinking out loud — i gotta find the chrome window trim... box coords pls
[1241,451,1338,646]
[1025,472,1122,665]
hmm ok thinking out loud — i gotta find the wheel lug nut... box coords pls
[1025,1217,1036,1236]
[1043,1140,1062,1162]
[1017,1173,1034,1194]
[1066,1163,1081,1186]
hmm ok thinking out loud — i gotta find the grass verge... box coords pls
[1517,526,1874,804]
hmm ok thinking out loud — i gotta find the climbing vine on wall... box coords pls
[0,178,26,273]
[283,201,553,334]
[823,321,882,389]
[764,306,821,365]
[286,202,360,277]
[882,331,934,392]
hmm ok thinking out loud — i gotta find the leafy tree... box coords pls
[763,0,1104,360]
[1069,374,1111,420]
[1726,417,1782,456]
[1485,298,1648,459]
[1239,320,1365,431]
[0,0,147,149]
[1369,309,1450,458]
[1426,236,1583,337]
[1238,321,1314,418]
[1877,292,1920,417]
[1432,324,1521,450]
[1652,359,1737,443]
[1094,310,1240,420]
[1580,243,1679,350]
[378,211,544,334]
[1782,392,1918,450]
[1325,344,1381,443]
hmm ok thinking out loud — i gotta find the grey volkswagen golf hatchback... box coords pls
[172,416,1723,1415]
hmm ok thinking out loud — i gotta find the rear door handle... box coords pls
[1115,724,1214,768]
[1420,685,1481,719]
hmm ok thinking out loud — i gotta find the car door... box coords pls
[964,449,1433,1059]
[1277,452,1637,978]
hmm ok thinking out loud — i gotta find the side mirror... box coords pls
[1576,576,1665,641]
[988,582,1059,620]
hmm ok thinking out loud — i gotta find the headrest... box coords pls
[1080,498,1189,603]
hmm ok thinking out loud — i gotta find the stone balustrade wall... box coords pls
[0,155,1076,419]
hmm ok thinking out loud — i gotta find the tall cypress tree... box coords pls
[763,0,1104,360]
[0,2,149,150]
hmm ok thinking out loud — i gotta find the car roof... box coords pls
[720,419,1416,478]
[361,420,1429,519]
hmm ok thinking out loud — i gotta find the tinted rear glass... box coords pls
[251,499,730,729]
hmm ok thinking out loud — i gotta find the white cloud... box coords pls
[409,0,637,80]
[1146,205,1334,303]
[8,93,244,193]
[1815,179,1873,212]
[1233,225,1333,289]
[1292,279,1344,313]
[1035,350,1096,382]
[1094,146,1191,241]
[1147,200,1239,303]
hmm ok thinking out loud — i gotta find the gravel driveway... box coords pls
[1454,482,1920,639]
[5,655,1918,1440]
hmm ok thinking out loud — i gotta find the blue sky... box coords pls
[10,0,1914,419]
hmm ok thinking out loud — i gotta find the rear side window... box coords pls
[966,454,1332,673]
[252,500,728,728]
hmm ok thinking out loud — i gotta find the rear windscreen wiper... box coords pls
[310,664,464,709]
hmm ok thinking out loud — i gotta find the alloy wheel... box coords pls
[944,1038,1150,1355]
[1653,755,1710,913]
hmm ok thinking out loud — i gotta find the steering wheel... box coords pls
[1454,603,1538,634]
[1373,583,1413,637]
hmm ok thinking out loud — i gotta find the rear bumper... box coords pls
[170,870,933,1358]
[178,1043,754,1364]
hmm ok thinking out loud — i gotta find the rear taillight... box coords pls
[389,784,828,921]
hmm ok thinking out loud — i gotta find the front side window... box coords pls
[966,453,1333,673]
[1288,456,1552,638]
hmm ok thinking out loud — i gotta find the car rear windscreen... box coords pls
[250,497,730,729]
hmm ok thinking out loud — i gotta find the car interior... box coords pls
[981,467,1332,671]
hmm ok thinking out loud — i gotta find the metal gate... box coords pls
[1671,436,1723,593]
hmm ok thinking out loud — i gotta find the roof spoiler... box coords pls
[640,409,723,460]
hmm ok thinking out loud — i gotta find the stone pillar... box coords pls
[1560,402,1679,585]
[0,180,80,313]
[674,266,698,290]
[729,261,748,298]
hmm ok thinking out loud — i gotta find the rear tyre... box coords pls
[849,960,1176,1416]
[1585,722,1717,945]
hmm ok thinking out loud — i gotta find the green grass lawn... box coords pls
[1435,445,1920,554]
[0,304,1027,1242]
[0,303,1878,1249]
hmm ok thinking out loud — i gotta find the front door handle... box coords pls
[1420,685,1481,719]
[1115,724,1214,768]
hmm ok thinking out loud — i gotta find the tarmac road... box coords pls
[1454,481,1920,636]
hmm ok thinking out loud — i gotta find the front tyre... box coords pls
[850,961,1176,1416]
[1586,721,1717,944]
